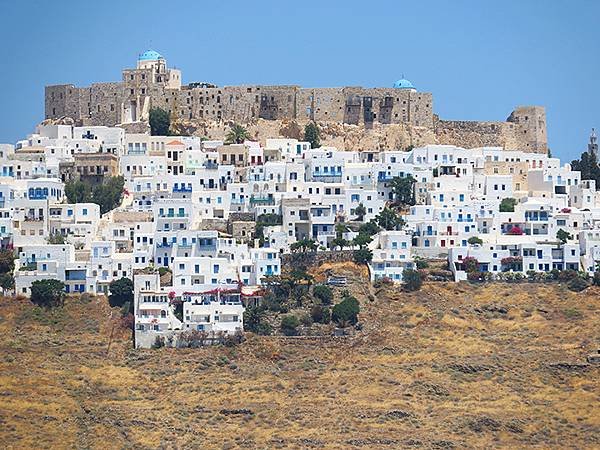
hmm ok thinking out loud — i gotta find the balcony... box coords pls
[414,230,437,236]
[312,173,342,183]
[377,174,394,182]
[249,196,275,206]
[159,212,189,218]
[173,185,193,193]
[28,192,48,200]
[203,161,219,170]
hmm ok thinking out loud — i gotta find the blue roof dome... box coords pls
[138,50,163,61]
[393,78,415,89]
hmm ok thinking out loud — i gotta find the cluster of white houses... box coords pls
[1,124,599,346]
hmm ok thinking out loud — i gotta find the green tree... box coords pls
[353,248,373,265]
[65,180,92,203]
[0,249,15,274]
[556,229,573,244]
[313,284,333,305]
[65,176,124,214]
[403,269,422,292]
[244,306,272,335]
[332,295,360,326]
[376,207,404,231]
[593,271,600,287]
[0,272,14,292]
[290,238,318,253]
[571,150,600,190]
[467,236,483,245]
[304,122,320,149]
[330,236,349,250]
[310,304,331,324]
[280,314,300,336]
[30,279,65,308]
[353,233,372,248]
[254,213,283,245]
[354,203,367,221]
[108,277,134,309]
[499,198,518,212]
[225,123,251,144]
[358,220,381,237]
[149,107,170,136]
[390,175,416,207]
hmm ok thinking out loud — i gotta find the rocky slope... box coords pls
[0,274,599,448]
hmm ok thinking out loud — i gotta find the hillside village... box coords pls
[0,51,599,348]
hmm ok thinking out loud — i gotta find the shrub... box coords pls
[310,305,331,324]
[30,279,65,308]
[567,277,589,292]
[415,258,430,269]
[499,198,517,212]
[299,313,313,327]
[46,232,66,244]
[332,296,360,326]
[373,276,394,288]
[462,256,479,273]
[467,236,483,246]
[152,336,165,349]
[280,315,300,336]
[467,271,493,282]
[594,271,600,287]
[158,267,172,276]
[557,269,579,282]
[313,284,333,305]
[403,269,422,291]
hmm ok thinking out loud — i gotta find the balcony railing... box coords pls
[159,212,189,218]
[249,196,275,206]
[312,174,342,183]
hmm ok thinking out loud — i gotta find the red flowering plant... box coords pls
[462,256,479,273]
[507,226,524,235]
[501,256,523,272]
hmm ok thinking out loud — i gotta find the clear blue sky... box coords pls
[2,0,598,162]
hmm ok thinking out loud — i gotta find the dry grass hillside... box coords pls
[1,270,599,449]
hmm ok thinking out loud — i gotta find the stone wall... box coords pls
[44,65,547,154]
[281,250,355,271]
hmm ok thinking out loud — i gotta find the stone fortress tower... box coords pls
[44,50,548,154]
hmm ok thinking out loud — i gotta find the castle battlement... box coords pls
[44,50,547,154]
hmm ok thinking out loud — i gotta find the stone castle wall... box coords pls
[44,62,547,154]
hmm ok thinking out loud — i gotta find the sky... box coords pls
[1,0,598,162]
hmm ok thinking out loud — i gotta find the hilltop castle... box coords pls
[45,50,548,153]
